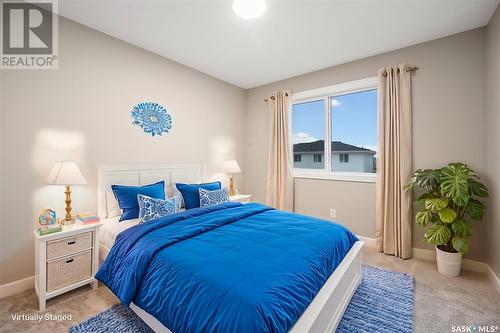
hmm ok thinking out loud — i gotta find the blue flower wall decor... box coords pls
[131,102,172,136]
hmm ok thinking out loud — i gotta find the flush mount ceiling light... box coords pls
[232,0,266,19]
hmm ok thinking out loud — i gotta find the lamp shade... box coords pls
[45,161,87,185]
[221,160,242,174]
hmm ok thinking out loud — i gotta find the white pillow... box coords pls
[106,191,122,218]
[172,184,185,208]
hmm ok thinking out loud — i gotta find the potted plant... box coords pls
[404,162,488,276]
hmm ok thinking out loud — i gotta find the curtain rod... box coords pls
[264,92,289,102]
[382,65,419,77]
[263,64,418,102]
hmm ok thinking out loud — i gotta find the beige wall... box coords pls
[0,18,245,285]
[0,69,4,284]
[485,5,500,277]
[294,179,376,237]
[244,28,488,261]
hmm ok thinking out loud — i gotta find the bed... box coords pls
[97,164,363,333]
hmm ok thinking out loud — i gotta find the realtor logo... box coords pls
[1,0,58,69]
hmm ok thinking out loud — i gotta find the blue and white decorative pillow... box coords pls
[199,187,229,207]
[138,194,181,223]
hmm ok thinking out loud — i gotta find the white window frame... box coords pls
[339,153,349,163]
[291,77,378,183]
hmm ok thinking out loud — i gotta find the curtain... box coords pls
[376,65,413,259]
[266,90,294,211]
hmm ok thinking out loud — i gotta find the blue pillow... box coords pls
[175,181,221,209]
[111,181,165,221]
[199,187,229,207]
[138,194,181,223]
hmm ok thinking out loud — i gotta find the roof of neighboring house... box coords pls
[293,140,376,153]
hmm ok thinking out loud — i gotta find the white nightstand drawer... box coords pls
[46,232,92,259]
[47,249,92,292]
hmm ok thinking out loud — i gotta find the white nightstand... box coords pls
[229,194,252,203]
[34,222,102,311]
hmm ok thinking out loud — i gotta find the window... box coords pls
[291,100,325,169]
[291,77,378,182]
[294,154,302,163]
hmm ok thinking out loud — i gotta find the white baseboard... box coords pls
[360,235,500,295]
[355,235,376,248]
[0,275,34,299]
[488,265,500,295]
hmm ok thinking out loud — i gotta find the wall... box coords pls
[0,17,245,285]
[244,28,487,260]
[485,5,500,277]
[0,68,4,284]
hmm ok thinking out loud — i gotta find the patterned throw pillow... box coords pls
[198,187,229,207]
[138,195,181,223]
[175,181,221,210]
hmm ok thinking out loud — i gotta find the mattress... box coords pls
[100,209,186,249]
[100,216,140,249]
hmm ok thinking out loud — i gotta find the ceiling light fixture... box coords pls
[232,0,266,19]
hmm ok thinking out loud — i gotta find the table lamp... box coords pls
[221,160,241,196]
[45,161,87,224]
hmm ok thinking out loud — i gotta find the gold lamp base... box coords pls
[229,175,235,196]
[63,185,73,224]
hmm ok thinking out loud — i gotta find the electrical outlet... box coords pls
[330,208,336,218]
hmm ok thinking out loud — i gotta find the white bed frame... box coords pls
[97,164,363,333]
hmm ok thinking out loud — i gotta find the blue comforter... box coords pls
[96,202,358,333]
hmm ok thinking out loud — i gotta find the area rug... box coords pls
[69,265,414,333]
[336,265,414,333]
[69,303,154,333]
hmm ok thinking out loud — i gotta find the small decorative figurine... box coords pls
[37,208,62,235]
[38,208,56,226]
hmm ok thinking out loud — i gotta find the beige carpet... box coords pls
[1,247,499,333]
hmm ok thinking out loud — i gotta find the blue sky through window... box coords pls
[292,89,377,152]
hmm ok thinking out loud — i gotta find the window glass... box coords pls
[292,100,325,169]
[330,90,377,173]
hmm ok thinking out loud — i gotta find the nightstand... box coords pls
[34,222,102,311]
[229,194,252,203]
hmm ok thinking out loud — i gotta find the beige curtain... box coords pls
[376,65,413,259]
[266,90,294,211]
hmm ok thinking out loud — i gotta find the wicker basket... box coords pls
[47,249,92,292]
[47,232,92,259]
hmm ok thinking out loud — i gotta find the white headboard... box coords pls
[97,164,204,218]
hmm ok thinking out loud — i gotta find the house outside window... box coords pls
[291,77,378,182]
[339,153,349,163]
[294,154,302,163]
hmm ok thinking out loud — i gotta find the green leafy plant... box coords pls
[404,162,488,254]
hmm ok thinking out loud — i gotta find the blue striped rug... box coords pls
[70,265,414,333]
[337,265,414,333]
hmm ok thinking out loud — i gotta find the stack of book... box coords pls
[37,224,62,236]
[76,212,100,224]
